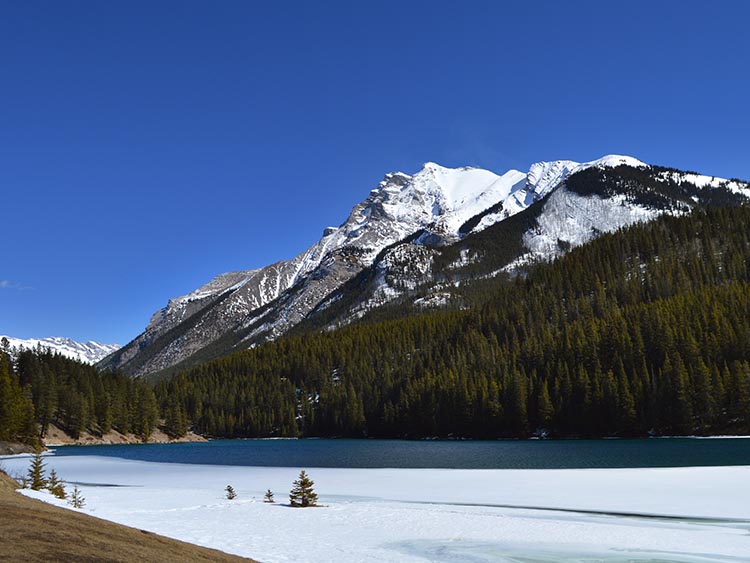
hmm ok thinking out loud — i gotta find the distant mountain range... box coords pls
[98,155,749,378]
[1,336,120,364]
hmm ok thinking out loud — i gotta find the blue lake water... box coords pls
[49,437,750,469]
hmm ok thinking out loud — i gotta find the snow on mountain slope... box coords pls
[655,169,747,194]
[513,155,744,267]
[520,190,659,263]
[1,336,120,364]
[106,162,550,375]
[470,155,647,233]
[319,156,749,324]
[405,164,527,234]
[132,164,537,351]
[105,154,702,377]
[151,155,643,334]
[527,155,645,197]
[308,163,528,263]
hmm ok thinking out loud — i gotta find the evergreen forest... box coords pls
[0,343,160,444]
[154,205,750,439]
[4,204,750,445]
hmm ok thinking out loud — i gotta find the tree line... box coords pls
[154,204,750,439]
[5,203,750,444]
[0,342,160,444]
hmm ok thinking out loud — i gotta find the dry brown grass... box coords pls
[41,422,207,447]
[0,471,260,563]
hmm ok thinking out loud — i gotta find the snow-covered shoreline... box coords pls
[2,454,749,562]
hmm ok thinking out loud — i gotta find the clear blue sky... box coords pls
[2,1,749,345]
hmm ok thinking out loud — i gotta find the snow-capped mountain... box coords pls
[1,336,121,364]
[100,155,748,377]
[329,158,748,324]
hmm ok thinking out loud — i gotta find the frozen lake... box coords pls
[3,448,750,563]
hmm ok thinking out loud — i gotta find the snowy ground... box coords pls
[2,454,749,563]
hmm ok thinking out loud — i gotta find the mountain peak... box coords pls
[420,161,442,170]
[416,161,474,175]
[524,155,647,199]
[587,154,647,169]
[113,153,737,378]
[1,335,120,364]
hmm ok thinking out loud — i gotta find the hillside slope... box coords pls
[155,204,750,439]
[103,157,748,378]
[0,471,257,563]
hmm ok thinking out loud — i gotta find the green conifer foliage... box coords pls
[537,380,554,429]
[152,205,750,440]
[69,485,85,509]
[27,451,47,490]
[10,347,164,444]
[289,470,318,507]
[47,469,66,499]
[0,351,37,445]
[164,400,189,438]
[264,489,274,503]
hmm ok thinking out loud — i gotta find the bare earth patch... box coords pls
[42,422,207,447]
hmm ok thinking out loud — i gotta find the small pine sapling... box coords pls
[47,469,67,499]
[263,489,274,503]
[27,450,47,491]
[225,484,237,500]
[69,485,85,509]
[289,470,318,507]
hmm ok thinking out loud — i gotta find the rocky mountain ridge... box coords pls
[1,336,120,364]
[99,155,748,377]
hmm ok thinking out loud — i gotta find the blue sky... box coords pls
[2,0,749,345]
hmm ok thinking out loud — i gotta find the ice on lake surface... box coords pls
[390,538,750,562]
[2,453,749,563]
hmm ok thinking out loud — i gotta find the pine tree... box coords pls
[69,485,85,508]
[27,450,47,490]
[225,484,237,500]
[537,380,554,430]
[134,385,159,441]
[264,489,274,503]
[289,470,318,507]
[164,400,189,438]
[47,468,66,499]
[0,352,37,445]
[145,205,750,440]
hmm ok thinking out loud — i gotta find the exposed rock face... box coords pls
[0,441,37,456]
[100,155,748,377]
